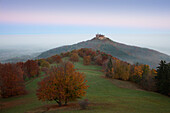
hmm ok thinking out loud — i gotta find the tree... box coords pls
[156,60,170,95]
[0,63,26,98]
[70,53,79,62]
[119,63,130,81]
[38,59,50,68]
[95,55,103,66]
[106,58,114,78]
[36,62,88,106]
[83,56,91,65]
[47,55,62,64]
[61,52,71,58]
[23,60,39,79]
[131,65,143,83]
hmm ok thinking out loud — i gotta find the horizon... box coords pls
[0,0,170,55]
[0,34,170,56]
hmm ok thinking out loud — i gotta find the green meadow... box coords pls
[0,58,170,113]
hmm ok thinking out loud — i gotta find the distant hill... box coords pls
[38,34,170,68]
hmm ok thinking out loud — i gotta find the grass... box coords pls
[1,58,170,113]
[0,72,55,113]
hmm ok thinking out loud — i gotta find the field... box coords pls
[0,58,170,113]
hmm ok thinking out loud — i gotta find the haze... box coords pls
[0,0,170,55]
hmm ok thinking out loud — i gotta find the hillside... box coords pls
[1,58,170,113]
[38,35,170,68]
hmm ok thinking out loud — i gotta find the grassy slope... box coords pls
[0,73,55,113]
[1,58,170,113]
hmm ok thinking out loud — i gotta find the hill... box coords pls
[38,34,170,68]
[1,57,170,113]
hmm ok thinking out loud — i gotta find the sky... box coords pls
[0,0,170,55]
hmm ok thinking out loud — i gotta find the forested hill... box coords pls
[38,35,170,68]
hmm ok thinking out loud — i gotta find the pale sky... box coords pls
[0,0,170,55]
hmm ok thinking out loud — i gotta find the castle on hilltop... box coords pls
[95,34,106,40]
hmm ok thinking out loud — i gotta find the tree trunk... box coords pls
[58,101,62,107]
[64,99,68,106]
[55,99,62,107]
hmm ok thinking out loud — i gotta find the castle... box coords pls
[95,34,106,40]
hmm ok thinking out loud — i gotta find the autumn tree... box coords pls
[47,55,62,64]
[83,56,91,65]
[38,59,50,68]
[61,52,71,58]
[70,53,79,62]
[106,58,114,78]
[95,55,103,65]
[130,64,143,83]
[139,65,156,91]
[109,59,130,80]
[23,60,39,79]
[119,63,130,80]
[36,62,88,106]
[0,63,26,98]
[79,48,96,61]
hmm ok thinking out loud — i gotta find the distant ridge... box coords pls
[38,34,170,68]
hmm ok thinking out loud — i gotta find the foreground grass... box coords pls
[47,61,170,113]
[0,73,55,113]
[1,59,170,113]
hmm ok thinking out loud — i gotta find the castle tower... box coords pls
[95,34,106,40]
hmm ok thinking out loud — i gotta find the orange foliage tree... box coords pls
[83,56,91,65]
[23,60,39,79]
[36,62,88,106]
[0,63,26,98]
[130,64,143,83]
[47,55,62,64]
[70,53,79,62]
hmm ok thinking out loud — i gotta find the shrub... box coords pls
[79,99,89,110]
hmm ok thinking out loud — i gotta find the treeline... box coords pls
[156,61,170,95]
[105,58,157,91]
[0,48,169,98]
[59,48,169,96]
[0,60,39,98]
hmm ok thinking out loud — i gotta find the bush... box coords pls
[79,99,89,109]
